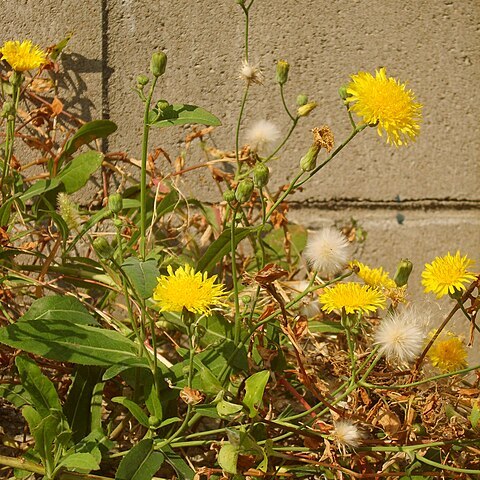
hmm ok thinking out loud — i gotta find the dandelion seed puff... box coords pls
[304,227,351,277]
[239,60,264,85]
[333,420,363,450]
[374,308,426,364]
[245,119,280,154]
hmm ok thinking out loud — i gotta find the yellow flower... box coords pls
[346,67,422,146]
[0,40,47,72]
[427,330,467,373]
[351,261,396,289]
[320,282,386,315]
[421,251,476,299]
[153,264,227,316]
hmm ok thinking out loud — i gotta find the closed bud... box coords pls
[241,295,251,305]
[338,85,349,100]
[137,74,149,86]
[93,237,114,259]
[300,144,320,172]
[297,101,317,117]
[223,189,236,203]
[235,178,254,203]
[156,99,170,112]
[150,51,167,77]
[1,101,13,118]
[275,60,290,85]
[108,193,123,214]
[393,259,413,287]
[253,162,269,187]
[296,94,308,106]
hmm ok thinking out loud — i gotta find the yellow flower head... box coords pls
[421,251,476,299]
[0,40,47,72]
[153,264,227,316]
[320,282,386,315]
[346,67,422,146]
[427,330,468,373]
[350,261,396,289]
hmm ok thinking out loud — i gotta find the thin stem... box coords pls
[234,86,249,176]
[280,84,295,121]
[231,205,242,345]
[140,76,158,260]
[264,117,298,163]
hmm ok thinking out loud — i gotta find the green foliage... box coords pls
[149,103,221,128]
[115,439,164,480]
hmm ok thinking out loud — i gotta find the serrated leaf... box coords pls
[150,104,221,129]
[0,320,138,366]
[112,396,150,427]
[20,295,97,325]
[15,356,62,417]
[115,438,164,480]
[121,257,159,299]
[63,120,117,157]
[243,371,269,418]
[56,151,103,194]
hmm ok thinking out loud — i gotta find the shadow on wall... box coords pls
[59,52,113,121]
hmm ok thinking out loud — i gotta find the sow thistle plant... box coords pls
[0,2,479,480]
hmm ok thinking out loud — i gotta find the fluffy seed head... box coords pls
[304,227,351,277]
[333,420,363,450]
[245,119,280,154]
[239,60,264,85]
[374,308,426,364]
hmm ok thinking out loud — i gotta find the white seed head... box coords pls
[239,60,264,85]
[333,420,363,449]
[304,227,351,277]
[245,119,281,154]
[374,308,427,364]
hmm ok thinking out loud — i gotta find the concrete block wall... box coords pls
[3,1,479,305]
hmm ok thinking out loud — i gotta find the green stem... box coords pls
[414,452,480,474]
[140,76,158,260]
[234,86,249,176]
[231,205,242,345]
[264,117,298,162]
[280,84,295,121]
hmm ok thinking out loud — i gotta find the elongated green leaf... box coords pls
[144,375,163,421]
[112,396,150,427]
[63,120,117,157]
[56,151,103,194]
[20,296,97,325]
[217,443,238,474]
[116,438,164,480]
[243,370,270,418]
[0,384,31,408]
[197,226,260,273]
[121,257,159,299]
[16,356,62,417]
[57,452,99,473]
[162,446,195,480]
[102,359,151,381]
[0,320,138,366]
[150,104,221,129]
[21,178,61,201]
[64,366,104,442]
[0,197,14,225]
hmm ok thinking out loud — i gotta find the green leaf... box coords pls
[115,438,164,480]
[15,356,62,417]
[217,400,243,418]
[0,197,14,225]
[194,358,224,395]
[63,120,117,157]
[64,366,104,443]
[21,178,61,201]
[217,443,238,474]
[20,295,97,325]
[112,396,150,427]
[0,320,138,366]
[470,401,480,429]
[50,32,73,61]
[121,257,159,299]
[162,445,195,480]
[197,226,260,273]
[57,452,99,473]
[150,104,221,129]
[308,320,343,334]
[144,375,163,421]
[0,383,31,408]
[56,151,103,194]
[243,370,270,418]
[102,359,151,381]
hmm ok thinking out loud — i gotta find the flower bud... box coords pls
[150,51,167,77]
[296,94,308,106]
[253,162,269,188]
[235,178,254,203]
[1,101,13,118]
[297,101,317,117]
[300,144,320,172]
[108,193,123,214]
[223,189,236,203]
[275,60,290,85]
[137,74,149,86]
[393,259,413,287]
[93,237,114,259]
[148,416,161,428]
[338,85,349,100]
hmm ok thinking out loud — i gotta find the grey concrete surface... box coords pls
[2,1,479,294]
